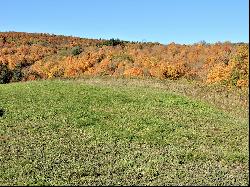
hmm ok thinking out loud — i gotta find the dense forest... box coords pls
[0,32,248,88]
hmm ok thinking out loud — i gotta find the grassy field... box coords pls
[0,78,249,185]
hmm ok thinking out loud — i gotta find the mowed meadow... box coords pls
[0,78,249,185]
[0,32,249,185]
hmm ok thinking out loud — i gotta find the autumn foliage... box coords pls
[0,32,248,88]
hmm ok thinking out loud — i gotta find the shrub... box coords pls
[0,63,12,84]
[163,63,186,80]
[58,48,70,56]
[111,54,134,65]
[71,46,82,56]
[11,64,23,82]
[97,38,125,47]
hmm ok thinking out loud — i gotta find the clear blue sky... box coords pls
[0,0,248,44]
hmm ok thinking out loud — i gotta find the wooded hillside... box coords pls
[0,32,248,88]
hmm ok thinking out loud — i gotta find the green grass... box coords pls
[0,78,249,185]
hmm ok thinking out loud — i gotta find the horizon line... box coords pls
[1,30,249,45]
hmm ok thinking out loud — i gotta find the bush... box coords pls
[11,64,23,82]
[0,63,12,84]
[111,54,134,63]
[58,48,70,56]
[163,63,186,80]
[97,38,125,47]
[71,46,82,56]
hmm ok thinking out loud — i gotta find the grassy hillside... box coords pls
[0,78,248,185]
